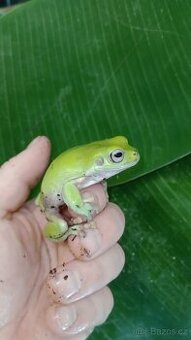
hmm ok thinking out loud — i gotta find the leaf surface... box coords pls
[92,155,191,339]
[0,0,191,184]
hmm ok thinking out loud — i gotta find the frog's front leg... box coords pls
[63,182,93,220]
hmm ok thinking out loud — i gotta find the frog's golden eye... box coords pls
[110,150,124,163]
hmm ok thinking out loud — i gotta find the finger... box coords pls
[68,202,125,260]
[47,244,124,304]
[45,287,113,336]
[0,136,51,218]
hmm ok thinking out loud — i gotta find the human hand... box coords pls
[0,136,125,339]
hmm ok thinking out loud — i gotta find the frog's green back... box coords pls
[41,136,131,193]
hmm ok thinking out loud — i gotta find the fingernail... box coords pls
[27,136,44,148]
[55,305,77,331]
[80,229,102,257]
[81,191,95,203]
[82,191,99,215]
[46,305,77,334]
[47,270,82,301]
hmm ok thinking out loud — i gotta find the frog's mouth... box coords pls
[103,156,140,179]
[125,155,140,168]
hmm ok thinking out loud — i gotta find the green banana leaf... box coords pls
[93,155,191,339]
[0,0,191,183]
[0,0,191,339]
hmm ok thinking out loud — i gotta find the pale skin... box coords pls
[0,136,126,339]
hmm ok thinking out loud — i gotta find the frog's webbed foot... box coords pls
[44,223,78,242]
[44,220,96,242]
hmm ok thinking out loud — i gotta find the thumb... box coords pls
[0,136,51,218]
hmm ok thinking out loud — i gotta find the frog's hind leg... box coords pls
[43,214,87,242]
[44,209,97,242]
[44,222,79,242]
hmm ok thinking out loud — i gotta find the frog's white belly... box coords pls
[74,175,104,189]
[73,168,122,189]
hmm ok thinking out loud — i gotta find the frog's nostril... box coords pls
[133,151,137,156]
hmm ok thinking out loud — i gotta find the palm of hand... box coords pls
[0,201,48,337]
[0,137,125,339]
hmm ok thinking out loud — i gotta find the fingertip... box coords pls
[45,287,114,336]
[95,286,114,324]
[0,136,51,216]
[107,202,126,234]
[27,136,51,150]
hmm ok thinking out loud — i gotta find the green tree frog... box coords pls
[35,136,140,242]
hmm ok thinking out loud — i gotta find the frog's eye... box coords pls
[110,150,124,163]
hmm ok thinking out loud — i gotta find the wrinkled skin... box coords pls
[0,137,125,339]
